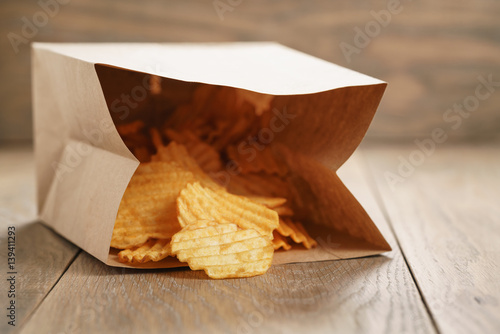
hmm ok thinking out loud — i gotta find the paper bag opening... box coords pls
[94,64,390,269]
[32,42,389,270]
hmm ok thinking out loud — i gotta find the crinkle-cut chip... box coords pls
[171,222,274,279]
[176,182,279,238]
[110,162,195,249]
[226,145,288,177]
[188,246,273,270]
[272,232,292,251]
[277,218,317,249]
[273,205,294,217]
[175,236,270,262]
[165,129,222,173]
[247,196,287,209]
[173,228,262,254]
[226,173,289,198]
[204,259,273,279]
[150,139,221,190]
[210,115,255,151]
[172,222,239,243]
[118,239,171,264]
[116,120,145,136]
[276,218,294,237]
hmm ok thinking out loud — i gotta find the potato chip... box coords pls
[226,145,288,177]
[204,260,273,279]
[165,129,222,173]
[118,239,171,264]
[226,173,289,198]
[247,196,287,209]
[172,221,239,243]
[110,162,195,249]
[272,231,292,251]
[176,182,279,238]
[277,218,317,249]
[171,222,273,279]
[150,134,221,190]
[116,120,145,136]
[273,205,294,217]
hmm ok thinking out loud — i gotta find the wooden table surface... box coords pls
[1,142,499,334]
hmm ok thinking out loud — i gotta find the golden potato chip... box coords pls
[210,115,255,151]
[273,205,294,217]
[171,222,273,279]
[277,218,317,249]
[111,162,195,249]
[204,260,273,279]
[118,239,171,264]
[173,229,266,259]
[150,136,221,190]
[247,196,287,209]
[165,129,222,173]
[176,182,279,238]
[226,173,289,198]
[116,120,145,136]
[276,218,294,237]
[226,145,288,177]
[172,221,239,243]
[272,231,292,251]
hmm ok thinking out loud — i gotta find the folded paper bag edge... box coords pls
[32,45,139,263]
[33,42,384,96]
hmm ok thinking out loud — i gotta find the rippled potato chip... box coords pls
[165,129,222,173]
[176,182,279,238]
[111,162,195,249]
[150,131,221,190]
[272,231,292,251]
[226,173,290,198]
[277,218,317,249]
[116,120,145,136]
[171,222,274,279]
[226,145,288,176]
[273,205,294,217]
[118,239,171,264]
[247,196,287,209]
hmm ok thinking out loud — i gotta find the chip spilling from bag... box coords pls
[110,84,319,279]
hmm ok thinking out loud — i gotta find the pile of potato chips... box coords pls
[111,82,317,279]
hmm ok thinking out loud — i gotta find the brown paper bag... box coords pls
[32,42,390,269]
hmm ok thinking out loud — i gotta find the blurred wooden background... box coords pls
[1,0,499,142]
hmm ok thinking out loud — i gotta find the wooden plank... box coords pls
[0,145,80,333]
[20,151,435,334]
[364,143,500,334]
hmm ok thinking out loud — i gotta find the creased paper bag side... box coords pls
[32,45,138,262]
